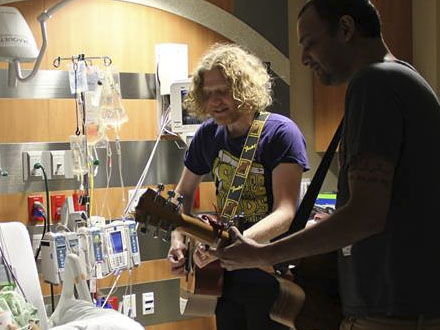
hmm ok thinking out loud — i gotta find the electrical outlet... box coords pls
[122,294,136,318]
[28,196,44,222]
[50,194,66,221]
[41,150,74,180]
[142,292,154,315]
[51,151,65,176]
[72,192,86,212]
[22,151,46,181]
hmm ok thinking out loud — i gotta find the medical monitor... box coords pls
[169,79,202,135]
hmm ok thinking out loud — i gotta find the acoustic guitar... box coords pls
[176,237,225,317]
[135,187,341,329]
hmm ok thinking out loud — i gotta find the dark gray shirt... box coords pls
[337,60,440,317]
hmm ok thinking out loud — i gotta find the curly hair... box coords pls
[184,43,272,119]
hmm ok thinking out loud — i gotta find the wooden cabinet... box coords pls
[314,0,412,151]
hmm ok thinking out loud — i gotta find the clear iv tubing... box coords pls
[121,269,134,318]
[115,127,126,212]
[123,106,171,218]
[89,162,94,216]
[100,142,113,218]
[100,270,121,309]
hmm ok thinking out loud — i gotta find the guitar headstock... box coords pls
[134,187,183,241]
[134,186,230,246]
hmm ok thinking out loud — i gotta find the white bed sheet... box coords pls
[50,299,144,330]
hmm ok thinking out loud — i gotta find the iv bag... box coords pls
[85,123,106,146]
[99,67,128,128]
[84,91,105,146]
[68,61,88,94]
[70,135,87,176]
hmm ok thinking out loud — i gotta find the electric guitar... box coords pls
[135,189,342,330]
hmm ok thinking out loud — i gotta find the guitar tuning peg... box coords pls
[140,224,150,235]
[138,215,150,234]
[154,184,165,201]
[162,225,173,242]
[166,190,176,201]
[156,183,165,193]
[176,195,184,210]
[152,221,162,239]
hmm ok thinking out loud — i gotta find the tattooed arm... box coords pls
[214,154,395,270]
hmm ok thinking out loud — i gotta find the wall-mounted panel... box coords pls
[0,140,196,194]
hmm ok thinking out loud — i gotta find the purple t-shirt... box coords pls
[184,113,309,226]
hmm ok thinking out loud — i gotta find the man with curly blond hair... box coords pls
[167,43,309,330]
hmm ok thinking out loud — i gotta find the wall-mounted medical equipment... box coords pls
[124,220,141,268]
[40,232,68,285]
[77,226,110,279]
[60,196,87,231]
[65,232,80,255]
[41,215,141,283]
[169,79,202,136]
[103,222,129,272]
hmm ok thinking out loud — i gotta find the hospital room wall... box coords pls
[0,0,228,221]
[0,0,235,329]
[0,0,229,142]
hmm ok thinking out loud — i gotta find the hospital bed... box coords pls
[0,221,144,330]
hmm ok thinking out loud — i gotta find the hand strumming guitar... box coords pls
[210,226,272,271]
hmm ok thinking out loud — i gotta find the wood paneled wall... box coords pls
[0,0,227,223]
[0,99,159,142]
[0,0,228,220]
[1,0,230,143]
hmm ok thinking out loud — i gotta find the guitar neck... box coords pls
[180,214,277,276]
[134,188,230,246]
[179,213,230,246]
[181,214,278,274]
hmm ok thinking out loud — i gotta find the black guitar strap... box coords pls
[292,118,343,231]
[274,118,343,274]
